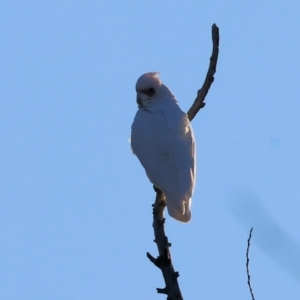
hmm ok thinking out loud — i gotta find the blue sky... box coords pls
[1,1,300,299]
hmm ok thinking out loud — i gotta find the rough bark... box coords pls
[147,188,183,299]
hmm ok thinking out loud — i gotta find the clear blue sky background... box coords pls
[1,1,300,299]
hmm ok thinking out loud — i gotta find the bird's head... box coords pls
[135,72,162,108]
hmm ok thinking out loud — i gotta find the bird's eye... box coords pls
[142,87,155,97]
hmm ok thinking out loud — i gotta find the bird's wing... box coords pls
[159,104,196,202]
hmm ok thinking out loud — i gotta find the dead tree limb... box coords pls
[147,24,219,299]
[147,187,183,300]
[246,228,255,300]
[188,23,219,121]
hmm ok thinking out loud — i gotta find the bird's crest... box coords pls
[136,72,161,92]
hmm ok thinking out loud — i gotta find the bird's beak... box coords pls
[136,95,143,107]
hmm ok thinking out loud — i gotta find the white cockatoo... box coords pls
[131,72,196,223]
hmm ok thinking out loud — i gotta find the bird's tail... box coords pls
[166,198,192,223]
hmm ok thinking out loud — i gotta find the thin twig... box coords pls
[187,23,219,121]
[246,227,255,300]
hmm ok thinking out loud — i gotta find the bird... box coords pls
[131,72,196,223]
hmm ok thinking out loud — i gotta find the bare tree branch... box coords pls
[147,24,220,299]
[246,227,255,300]
[187,23,219,121]
[147,187,183,300]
